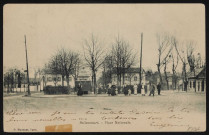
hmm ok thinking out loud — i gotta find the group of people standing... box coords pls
[107,83,161,97]
[76,82,161,97]
[107,85,118,96]
[77,83,83,96]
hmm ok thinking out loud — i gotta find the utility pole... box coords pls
[139,33,143,85]
[25,35,31,96]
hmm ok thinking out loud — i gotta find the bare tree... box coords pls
[120,42,136,85]
[71,55,80,90]
[162,52,172,90]
[156,33,172,89]
[112,39,122,88]
[56,48,68,86]
[186,41,200,75]
[101,54,115,89]
[4,68,24,93]
[65,51,80,87]
[111,36,136,88]
[83,34,105,94]
[47,47,80,88]
[172,37,188,91]
[47,50,66,86]
[170,52,179,90]
[48,55,59,86]
[4,70,14,93]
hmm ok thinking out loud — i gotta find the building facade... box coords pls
[111,67,146,86]
[152,72,181,90]
[187,67,206,93]
[40,70,75,89]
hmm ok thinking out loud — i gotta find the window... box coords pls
[193,81,196,88]
[47,77,52,82]
[53,77,56,82]
[57,77,61,81]
[134,76,137,81]
[198,82,200,91]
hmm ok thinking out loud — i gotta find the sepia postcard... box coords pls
[3,4,206,132]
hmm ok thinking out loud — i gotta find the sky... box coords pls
[3,4,205,77]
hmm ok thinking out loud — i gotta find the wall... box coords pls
[111,72,146,86]
[188,79,206,93]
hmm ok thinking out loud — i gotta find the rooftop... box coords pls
[187,67,206,79]
[112,67,145,74]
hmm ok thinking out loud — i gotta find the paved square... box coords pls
[3,91,206,132]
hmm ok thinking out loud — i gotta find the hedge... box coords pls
[43,86,70,95]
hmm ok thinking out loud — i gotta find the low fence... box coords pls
[3,85,41,93]
[43,86,70,95]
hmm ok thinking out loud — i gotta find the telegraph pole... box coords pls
[139,33,143,85]
[25,35,31,96]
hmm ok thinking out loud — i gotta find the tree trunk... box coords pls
[7,83,9,93]
[92,75,94,92]
[119,73,121,88]
[183,63,187,92]
[164,63,169,90]
[74,77,77,92]
[62,75,64,86]
[103,66,106,90]
[172,64,175,90]
[93,72,96,94]
[157,65,163,85]
[116,73,119,92]
[109,69,112,83]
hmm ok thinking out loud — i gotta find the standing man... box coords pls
[157,83,161,95]
[111,85,116,96]
[149,83,155,97]
[77,83,83,96]
[124,84,128,96]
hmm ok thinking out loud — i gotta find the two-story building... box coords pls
[111,67,146,86]
[40,69,75,88]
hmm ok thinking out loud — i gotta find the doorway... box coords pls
[202,80,204,92]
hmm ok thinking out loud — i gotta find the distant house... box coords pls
[111,67,146,86]
[41,70,75,88]
[152,72,181,90]
[187,67,206,92]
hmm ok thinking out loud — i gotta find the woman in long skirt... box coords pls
[141,83,145,96]
[134,84,138,95]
